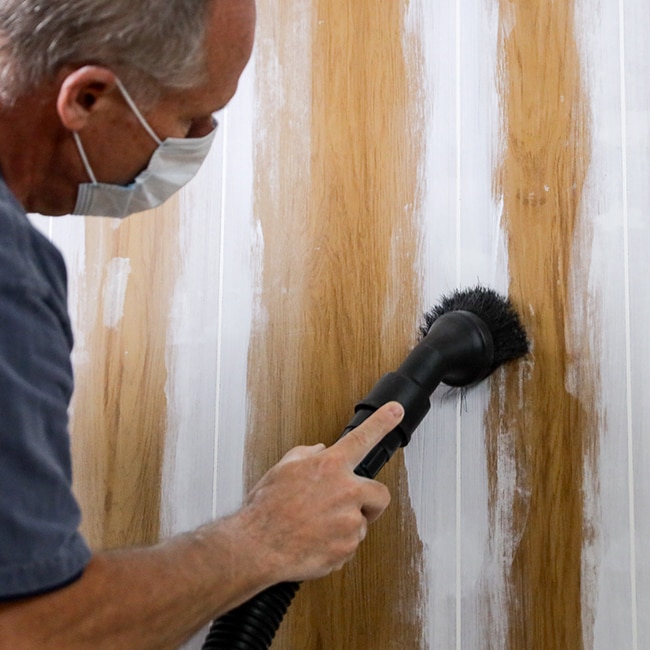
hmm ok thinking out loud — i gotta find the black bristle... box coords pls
[421,286,529,372]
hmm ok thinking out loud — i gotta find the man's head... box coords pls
[0,0,256,215]
[1,0,216,106]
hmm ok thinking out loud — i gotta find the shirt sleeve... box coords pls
[0,250,91,599]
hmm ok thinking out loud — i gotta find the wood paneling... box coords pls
[69,201,180,550]
[245,1,427,647]
[490,1,596,648]
[30,1,650,648]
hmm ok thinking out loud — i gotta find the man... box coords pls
[0,1,402,647]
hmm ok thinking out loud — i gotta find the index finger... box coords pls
[332,401,404,469]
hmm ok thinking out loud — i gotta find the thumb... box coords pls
[332,401,405,469]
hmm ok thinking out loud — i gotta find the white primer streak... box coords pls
[455,1,463,646]
[617,0,638,646]
[212,107,229,520]
[102,257,131,329]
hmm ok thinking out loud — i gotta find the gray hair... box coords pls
[0,0,213,103]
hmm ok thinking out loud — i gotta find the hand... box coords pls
[236,402,404,584]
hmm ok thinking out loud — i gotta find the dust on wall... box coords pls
[246,1,427,647]
[488,1,597,648]
[70,199,180,550]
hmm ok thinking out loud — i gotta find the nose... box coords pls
[187,115,218,139]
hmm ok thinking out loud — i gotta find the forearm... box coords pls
[0,404,401,649]
[0,514,273,650]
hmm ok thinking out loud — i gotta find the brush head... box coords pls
[420,286,529,374]
[342,286,530,477]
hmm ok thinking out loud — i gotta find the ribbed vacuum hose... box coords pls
[202,297,528,650]
[202,582,300,650]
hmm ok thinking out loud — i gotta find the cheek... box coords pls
[97,136,158,184]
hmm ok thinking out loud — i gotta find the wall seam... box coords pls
[617,0,638,646]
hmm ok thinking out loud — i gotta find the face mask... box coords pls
[71,78,216,218]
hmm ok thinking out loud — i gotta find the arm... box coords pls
[0,402,402,650]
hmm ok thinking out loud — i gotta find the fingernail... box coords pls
[388,402,404,418]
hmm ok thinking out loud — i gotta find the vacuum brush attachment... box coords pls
[203,286,529,650]
[346,286,529,478]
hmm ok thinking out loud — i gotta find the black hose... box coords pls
[202,306,517,650]
[202,581,300,650]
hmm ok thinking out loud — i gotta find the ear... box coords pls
[56,66,119,131]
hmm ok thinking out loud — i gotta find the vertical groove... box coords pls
[212,109,230,521]
[488,1,596,649]
[617,0,638,644]
[455,397,463,650]
[454,1,463,646]
[247,0,427,647]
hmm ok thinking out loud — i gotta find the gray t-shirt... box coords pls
[0,176,91,599]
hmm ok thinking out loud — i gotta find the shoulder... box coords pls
[0,175,70,335]
[0,177,89,600]
[0,175,67,291]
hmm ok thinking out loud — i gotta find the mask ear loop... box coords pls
[72,131,98,184]
[114,78,163,146]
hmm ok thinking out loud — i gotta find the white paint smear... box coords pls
[102,257,131,329]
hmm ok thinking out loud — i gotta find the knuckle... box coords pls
[317,446,340,466]
[336,534,361,560]
[351,424,376,449]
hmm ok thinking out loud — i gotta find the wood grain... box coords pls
[489,1,597,648]
[69,199,179,550]
[247,0,427,647]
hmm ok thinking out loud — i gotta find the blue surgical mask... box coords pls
[71,78,216,218]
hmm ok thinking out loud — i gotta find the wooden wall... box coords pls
[31,0,649,647]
